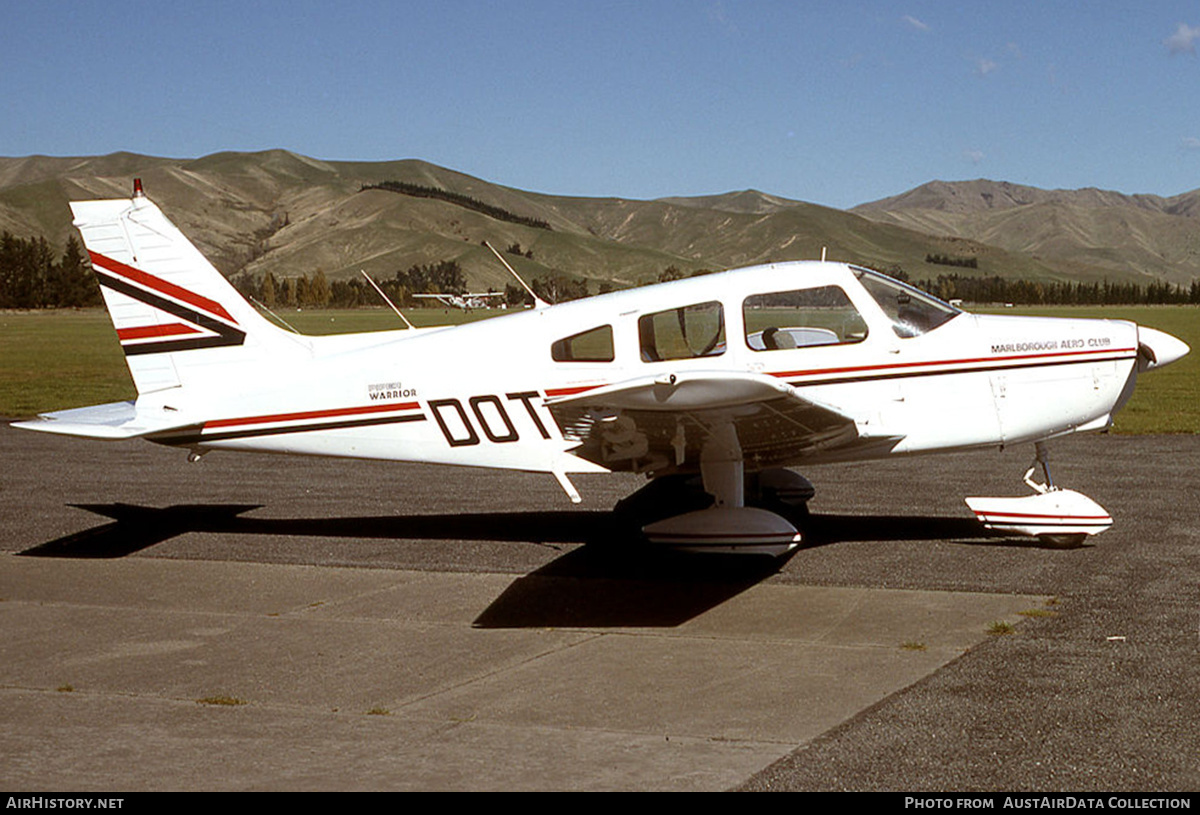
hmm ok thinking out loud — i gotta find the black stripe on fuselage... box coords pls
[152,413,427,446]
[784,352,1135,388]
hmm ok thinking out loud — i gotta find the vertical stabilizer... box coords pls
[71,183,302,395]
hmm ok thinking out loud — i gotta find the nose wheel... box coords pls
[965,442,1112,548]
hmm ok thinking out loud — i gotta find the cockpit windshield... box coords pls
[853,267,960,338]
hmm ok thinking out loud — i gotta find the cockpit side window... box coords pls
[551,325,614,362]
[853,268,959,338]
[743,286,868,351]
[638,301,725,362]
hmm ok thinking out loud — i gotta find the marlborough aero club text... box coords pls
[990,335,1114,355]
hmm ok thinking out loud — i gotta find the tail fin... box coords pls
[71,183,300,395]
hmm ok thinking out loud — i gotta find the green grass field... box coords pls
[2,310,134,417]
[267,306,496,333]
[2,305,1196,432]
[0,307,495,418]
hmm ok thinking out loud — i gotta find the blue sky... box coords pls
[3,1,1198,208]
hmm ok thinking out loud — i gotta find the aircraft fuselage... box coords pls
[145,263,1140,476]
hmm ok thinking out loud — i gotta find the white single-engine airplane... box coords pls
[13,183,1190,555]
[412,291,505,311]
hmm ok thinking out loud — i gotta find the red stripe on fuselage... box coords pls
[540,347,1133,401]
[544,385,601,397]
[89,251,238,324]
[205,401,421,430]
[769,346,1136,381]
[200,345,1131,435]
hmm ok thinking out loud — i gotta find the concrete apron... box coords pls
[0,555,1042,791]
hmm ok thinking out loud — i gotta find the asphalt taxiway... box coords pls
[1,426,1196,791]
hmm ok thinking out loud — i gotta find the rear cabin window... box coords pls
[638,301,726,361]
[551,325,614,362]
[743,286,868,351]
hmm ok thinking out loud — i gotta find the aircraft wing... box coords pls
[544,371,871,474]
[11,401,200,440]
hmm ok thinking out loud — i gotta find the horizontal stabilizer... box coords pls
[11,401,199,440]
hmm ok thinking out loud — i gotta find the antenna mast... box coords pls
[361,270,416,329]
[484,241,550,308]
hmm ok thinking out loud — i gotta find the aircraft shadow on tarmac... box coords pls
[17,502,1018,628]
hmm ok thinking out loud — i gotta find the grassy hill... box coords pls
[1,151,1192,294]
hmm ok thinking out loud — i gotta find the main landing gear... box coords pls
[965,442,1113,548]
[610,419,812,556]
[615,469,814,557]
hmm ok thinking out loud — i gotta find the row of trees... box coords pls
[925,253,979,269]
[0,233,100,309]
[229,267,608,311]
[233,260,471,309]
[363,181,552,231]
[912,273,1200,306]
[5,230,1199,311]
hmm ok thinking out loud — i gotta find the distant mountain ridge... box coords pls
[0,150,1194,293]
[853,179,1200,285]
[855,178,1199,215]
